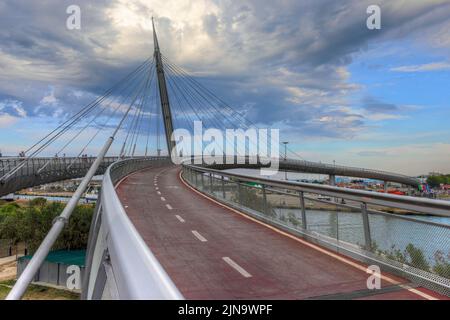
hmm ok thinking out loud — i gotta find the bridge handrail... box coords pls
[184,164,450,217]
[83,157,183,299]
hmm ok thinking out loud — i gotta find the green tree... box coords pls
[405,244,430,271]
[0,200,94,253]
[427,174,450,188]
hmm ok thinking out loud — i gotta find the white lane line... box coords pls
[157,191,161,195]
[191,230,208,242]
[175,215,185,223]
[222,257,252,278]
[160,197,166,201]
[166,204,173,210]
[155,187,159,190]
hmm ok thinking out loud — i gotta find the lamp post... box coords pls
[282,141,288,180]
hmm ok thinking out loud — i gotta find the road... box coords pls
[116,165,445,300]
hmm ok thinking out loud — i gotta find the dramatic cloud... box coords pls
[0,0,449,141]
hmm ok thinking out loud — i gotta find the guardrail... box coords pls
[0,156,120,197]
[82,157,183,300]
[182,164,450,296]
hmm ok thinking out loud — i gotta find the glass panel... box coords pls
[268,188,302,228]
[239,184,266,215]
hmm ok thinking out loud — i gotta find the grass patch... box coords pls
[0,280,79,300]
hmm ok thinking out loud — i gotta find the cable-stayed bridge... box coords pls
[3,20,449,300]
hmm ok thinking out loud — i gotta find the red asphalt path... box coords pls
[116,165,446,300]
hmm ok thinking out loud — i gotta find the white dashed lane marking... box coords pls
[175,215,185,223]
[161,197,166,201]
[222,257,252,278]
[166,204,173,210]
[192,230,208,242]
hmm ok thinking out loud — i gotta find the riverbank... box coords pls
[0,279,80,300]
[16,191,73,198]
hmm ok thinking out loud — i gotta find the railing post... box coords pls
[336,211,339,242]
[360,202,372,250]
[209,173,213,195]
[299,192,307,229]
[262,184,268,215]
[237,180,242,205]
[201,173,205,190]
[194,170,198,187]
[221,176,226,199]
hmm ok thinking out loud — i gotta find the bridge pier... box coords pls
[329,174,337,202]
[384,181,388,192]
[329,174,336,186]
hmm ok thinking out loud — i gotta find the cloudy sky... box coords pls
[0,0,449,175]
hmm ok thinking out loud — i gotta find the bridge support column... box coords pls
[329,175,337,202]
[329,174,336,186]
[299,192,307,230]
[384,181,388,192]
[360,203,372,251]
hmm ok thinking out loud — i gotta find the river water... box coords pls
[275,208,450,264]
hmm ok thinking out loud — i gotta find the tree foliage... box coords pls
[427,174,450,188]
[0,198,94,253]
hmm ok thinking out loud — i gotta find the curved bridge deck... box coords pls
[116,166,443,300]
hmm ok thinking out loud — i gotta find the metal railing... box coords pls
[82,157,183,300]
[182,164,450,296]
[0,156,120,197]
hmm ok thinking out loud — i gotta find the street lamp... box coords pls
[282,141,289,180]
